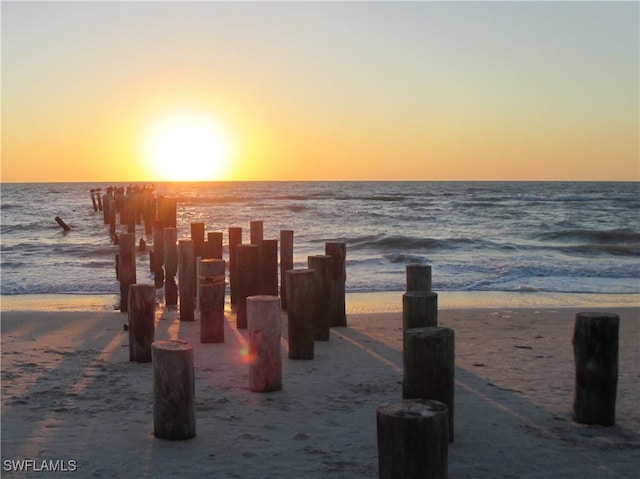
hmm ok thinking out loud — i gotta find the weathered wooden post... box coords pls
[55,216,71,231]
[96,189,103,211]
[152,221,165,288]
[259,239,279,296]
[108,198,116,237]
[163,228,178,307]
[228,227,242,306]
[235,244,260,329]
[250,220,263,245]
[157,196,177,228]
[573,312,619,426]
[191,222,205,259]
[206,232,223,259]
[118,233,136,312]
[247,295,282,392]
[102,194,111,224]
[90,190,98,212]
[152,340,196,440]
[377,399,448,479]
[280,230,294,310]
[325,242,347,327]
[406,264,432,292]
[199,259,226,343]
[403,327,455,441]
[128,284,156,362]
[307,255,332,341]
[286,269,316,359]
[178,240,195,321]
[143,196,155,235]
[403,291,438,331]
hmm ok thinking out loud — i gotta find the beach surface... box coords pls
[1,302,638,478]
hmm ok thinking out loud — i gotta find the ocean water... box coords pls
[1,182,638,304]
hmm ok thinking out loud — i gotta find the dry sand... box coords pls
[1,305,638,478]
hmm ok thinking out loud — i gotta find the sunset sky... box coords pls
[2,1,638,182]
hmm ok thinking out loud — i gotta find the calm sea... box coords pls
[1,182,638,306]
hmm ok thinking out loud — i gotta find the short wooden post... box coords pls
[406,264,432,292]
[403,327,455,441]
[377,399,448,479]
[127,284,156,362]
[178,240,195,321]
[235,244,260,329]
[191,222,205,259]
[572,312,619,426]
[307,255,332,341]
[250,220,263,245]
[259,239,279,296]
[163,228,178,307]
[247,295,282,392]
[286,269,315,359]
[403,291,438,331]
[228,227,242,306]
[280,230,294,310]
[55,216,71,231]
[152,340,196,440]
[118,233,136,312]
[325,242,347,327]
[199,259,226,343]
[206,232,223,259]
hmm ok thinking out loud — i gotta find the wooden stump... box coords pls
[403,291,438,331]
[127,284,156,362]
[236,244,260,329]
[279,230,294,310]
[573,312,619,426]
[307,255,332,341]
[228,227,242,305]
[199,259,226,343]
[163,228,178,307]
[377,399,448,479]
[406,264,432,292]
[325,242,347,327]
[259,239,279,296]
[286,269,316,359]
[178,240,195,321]
[118,233,136,312]
[152,340,196,440]
[403,327,455,441]
[247,295,282,392]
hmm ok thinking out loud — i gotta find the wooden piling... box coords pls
[403,327,455,441]
[406,264,432,292]
[127,284,156,362]
[191,222,205,259]
[96,190,103,211]
[228,227,242,306]
[157,196,177,228]
[286,269,316,359]
[325,242,347,327]
[247,295,283,392]
[259,239,279,296]
[163,228,178,307]
[235,244,260,329]
[280,230,294,310]
[55,216,71,231]
[206,232,223,260]
[152,221,165,288]
[118,233,136,312]
[403,291,438,331]
[377,399,448,479]
[199,259,226,343]
[178,240,195,321]
[307,255,332,341]
[90,190,98,212]
[573,312,619,426]
[152,340,196,440]
[250,220,263,245]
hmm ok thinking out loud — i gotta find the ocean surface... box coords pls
[1,181,639,309]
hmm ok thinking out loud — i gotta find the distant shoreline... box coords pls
[1,290,638,313]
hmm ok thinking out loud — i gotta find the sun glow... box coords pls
[143,112,232,181]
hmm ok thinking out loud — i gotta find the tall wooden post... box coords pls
[191,222,205,259]
[199,259,226,343]
[178,240,195,321]
[206,232,223,259]
[228,227,242,306]
[143,196,155,236]
[96,189,103,211]
[403,327,455,441]
[325,242,347,327]
[235,244,260,329]
[307,255,332,341]
[250,220,263,245]
[280,230,294,310]
[90,190,98,212]
[573,312,619,426]
[152,221,165,288]
[286,269,315,359]
[259,239,279,296]
[157,196,177,228]
[102,194,111,224]
[152,340,196,440]
[406,264,432,292]
[247,295,282,392]
[128,284,156,362]
[163,228,178,307]
[118,233,136,312]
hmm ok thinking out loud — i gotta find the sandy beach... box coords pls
[1,301,638,478]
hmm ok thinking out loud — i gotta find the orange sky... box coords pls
[2,1,638,182]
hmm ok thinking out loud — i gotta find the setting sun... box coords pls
[142,112,232,181]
